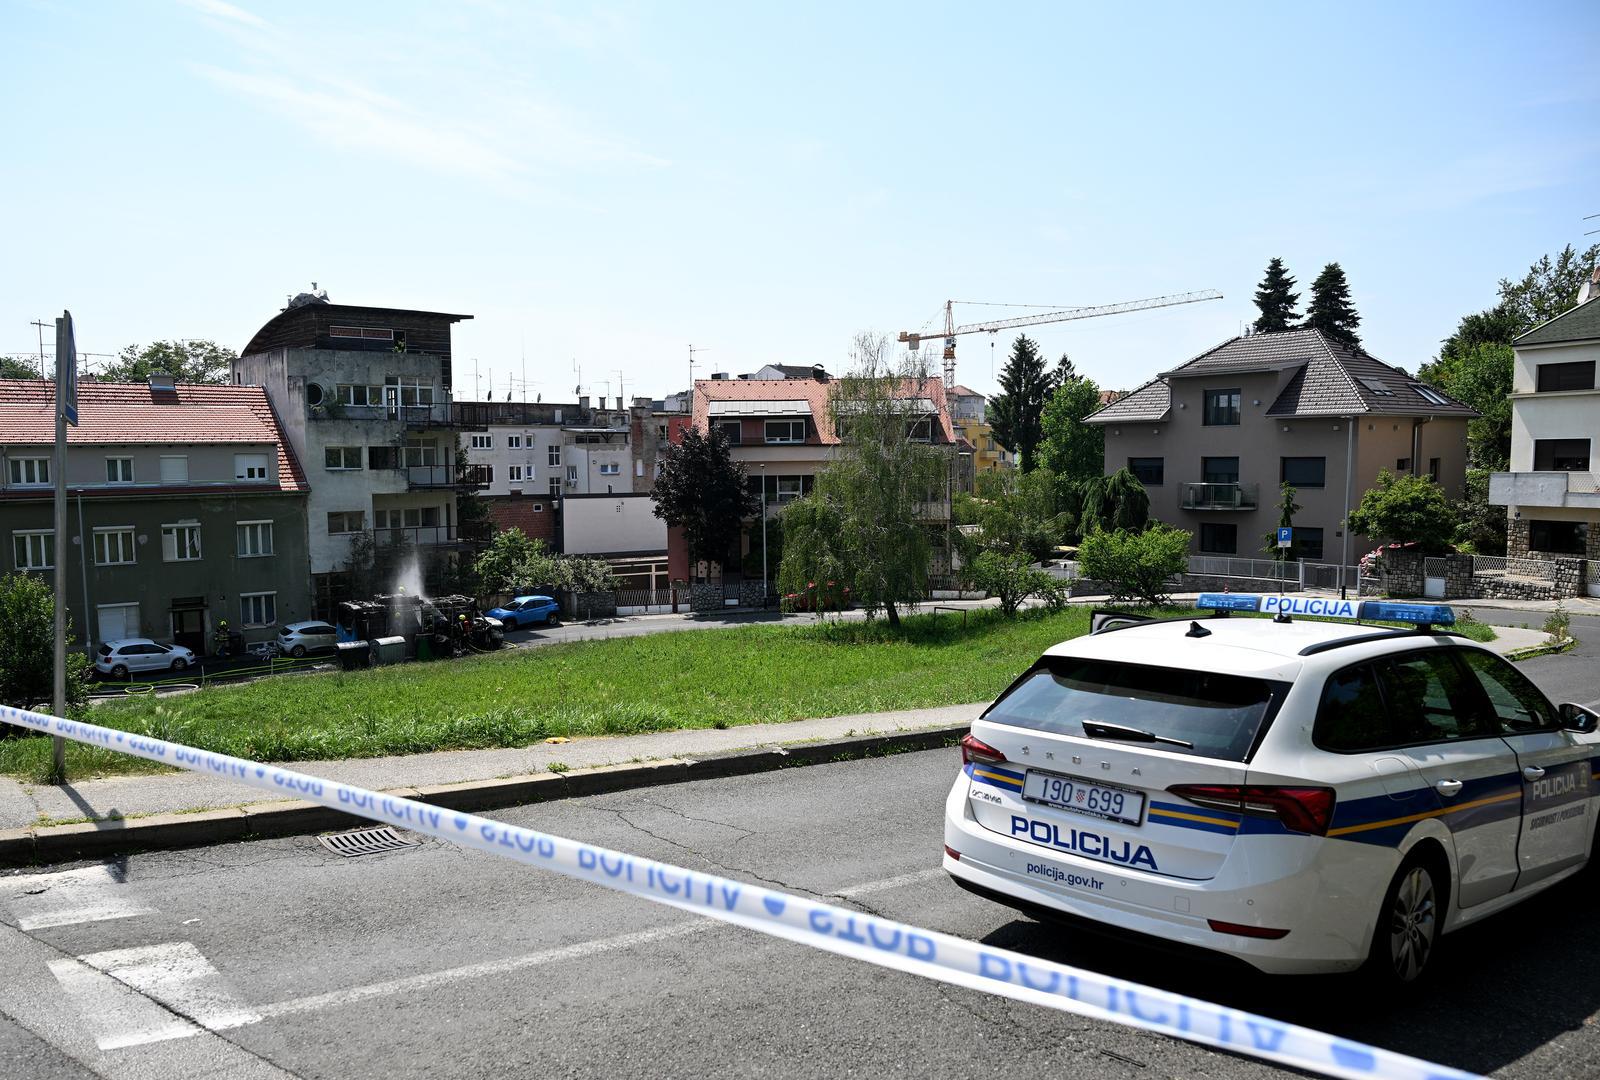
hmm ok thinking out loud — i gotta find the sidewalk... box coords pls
[0,622,1550,863]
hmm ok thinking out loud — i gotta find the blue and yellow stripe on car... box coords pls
[1147,801,1242,836]
[964,762,1025,791]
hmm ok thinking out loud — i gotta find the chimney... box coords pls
[579,395,590,409]
[615,396,623,410]
[812,365,830,383]
[711,372,729,381]
[148,372,177,391]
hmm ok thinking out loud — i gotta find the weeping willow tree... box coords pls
[777,333,950,627]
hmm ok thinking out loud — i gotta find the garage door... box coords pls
[97,603,140,642]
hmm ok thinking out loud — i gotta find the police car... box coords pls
[943,594,1600,983]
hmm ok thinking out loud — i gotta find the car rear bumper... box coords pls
[944,776,1388,975]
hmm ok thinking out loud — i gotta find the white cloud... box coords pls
[177,0,268,31]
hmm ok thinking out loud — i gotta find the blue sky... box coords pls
[3,0,1596,402]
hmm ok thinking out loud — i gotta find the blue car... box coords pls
[487,595,561,630]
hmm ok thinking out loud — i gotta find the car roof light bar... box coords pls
[1194,593,1455,628]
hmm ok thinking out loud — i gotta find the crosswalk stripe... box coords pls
[51,942,261,1050]
[5,865,155,931]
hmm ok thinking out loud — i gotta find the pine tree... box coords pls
[1303,263,1362,349]
[987,334,1052,472]
[1251,258,1300,333]
[1050,352,1077,390]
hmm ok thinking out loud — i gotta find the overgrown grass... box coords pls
[0,604,1494,782]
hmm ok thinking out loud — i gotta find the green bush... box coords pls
[967,551,1059,617]
[1077,523,1191,606]
[1347,470,1457,554]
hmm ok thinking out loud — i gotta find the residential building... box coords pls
[671,374,958,590]
[946,384,1014,484]
[1085,328,1475,564]
[742,364,831,381]
[233,291,481,617]
[0,377,311,652]
[1489,273,1600,563]
[562,493,669,601]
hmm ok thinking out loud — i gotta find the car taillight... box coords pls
[943,845,961,861]
[960,733,1007,766]
[1167,784,1335,836]
[1206,919,1290,940]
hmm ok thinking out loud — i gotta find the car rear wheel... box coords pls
[547,617,561,628]
[291,644,306,658]
[111,664,129,680]
[1367,856,1443,986]
[502,617,517,630]
[171,657,188,672]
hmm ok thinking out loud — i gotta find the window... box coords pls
[508,465,524,482]
[106,457,134,484]
[1356,376,1395,396]
[8,457,49,485]
[1314,651,1490,752]
[549,478,562,497]
[234,453,270,481]
[327,511,366,534]
[97,603,140,642]
[1533,438,1590,471]
[1280,456,1326,488]
[1395,457,1412,473]
[385,376,434,407]
[531,503,544,513]
[93,527,136,566]
[765,419,806,444]
[905,419,932,441]
[1290,527,1325,561]
[368,446,399,470]
[330,326,394,341]
[12,530,53,570]
[1128,457,1164,486]
[403,438,438,468]
[566,465,578,481]
[548,445,561,467]
[716,420,742,444]
[599,462,620,475]
[470,434,492,450]
[1198,523,1237,554]
[507,435,522,449]
[775,476,803,502]
[236,520,274,558]
[338,384,381,406]
[1458,650,1557,733]
[1536,361,1595,393]
[240,592,277,627]
[162,522,202,562]
[160,455,189,483]
[1527,519,1587,555]
[1202,388,1240,426]
[1201,456,1239,484]
[402,506,440,528]
[324,446,363,471]
[1428,457,1441,483]
[1413,384,1450,405]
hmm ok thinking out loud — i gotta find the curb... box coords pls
[0,724,969,867]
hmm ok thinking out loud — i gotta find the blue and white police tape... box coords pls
[4,704,1478,1080]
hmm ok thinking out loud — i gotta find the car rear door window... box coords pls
[983,659,1285,761]
[1316,650,1491,751]
[1314,662,1391,751]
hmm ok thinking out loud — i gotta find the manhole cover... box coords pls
[318,826,418,858]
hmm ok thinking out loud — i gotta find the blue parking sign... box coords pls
[1276,527,1293,548]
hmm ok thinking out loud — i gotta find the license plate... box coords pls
[1022,770,1145,826]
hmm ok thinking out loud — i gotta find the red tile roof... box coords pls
[0,380,308,491]
[691,377,956,445]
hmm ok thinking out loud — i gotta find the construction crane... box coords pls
[899,290,1224,387]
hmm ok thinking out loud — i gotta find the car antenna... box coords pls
[1186,621,1212,638]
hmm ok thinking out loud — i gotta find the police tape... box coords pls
[5,704,1479,1080]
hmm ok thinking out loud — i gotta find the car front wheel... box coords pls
[171,657,188,672]
[1368,856,1443,985]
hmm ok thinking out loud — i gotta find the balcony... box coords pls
[311,403,463,428]
[364,525,465,548]
[377,464,491,490]
[1488,470,1600,510]
[1182,482,1259,511]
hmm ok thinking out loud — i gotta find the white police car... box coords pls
[943,594,1600,983]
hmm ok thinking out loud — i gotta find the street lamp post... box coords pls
[759,463,768,606]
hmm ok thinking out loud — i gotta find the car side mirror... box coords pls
[1559,702,1600,734]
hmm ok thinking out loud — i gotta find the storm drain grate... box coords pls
[317,826,418,858]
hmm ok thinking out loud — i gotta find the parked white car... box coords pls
[95,639,197,679]
[276,621,341,658]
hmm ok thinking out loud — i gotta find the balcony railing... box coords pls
[374,464,491,489]
[359,525,462,547]
[312,403,460,427]
[1181,482,1259,511]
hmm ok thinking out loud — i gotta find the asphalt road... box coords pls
[1458,607,1600,709]
[4,750,1597,1080]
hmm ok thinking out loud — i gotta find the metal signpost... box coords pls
[1276,528,1292,597]
[52,311,78,780]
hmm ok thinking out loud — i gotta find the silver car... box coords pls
[276,621,340,658]
[95,639,196,679]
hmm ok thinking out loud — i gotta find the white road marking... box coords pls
[51,942,261,1050]
[5,865,155,931]
[835,867,943,898]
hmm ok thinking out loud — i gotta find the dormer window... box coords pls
[765,419,805,444]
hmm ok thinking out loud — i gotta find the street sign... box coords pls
[55,310,78,427]
[1276,526,1293,548]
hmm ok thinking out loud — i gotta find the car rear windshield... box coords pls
[983,658,1286,762]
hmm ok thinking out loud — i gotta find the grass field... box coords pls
[0,605,1496,782]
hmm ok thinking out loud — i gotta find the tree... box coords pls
[1069,467,1150,538]
[775,497,848,612]
[1498,242,1600,330]
[967,551,1060,617]
[1417,342,1513,471]
[959,468,1070,566]
[1453,470,1508,555]
[1049,352,1078,391]
[1302,263,1362,350]
[565,556,619,621]
[1037,375,1105,484]
[1077,524,1191,607]
[472,529,563,595]
[98,340,235,384]
[651,427,758,579]
[0,574,90,714]
[988,334,1053,471]
[1346,470,1457,554]
[778,333,948,627]
[1262,483,1301,560]
[0,355,42,379]
[1252,257,1300,333]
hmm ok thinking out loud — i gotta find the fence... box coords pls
[1186,556,1297,583]
[1471,555,1557,584]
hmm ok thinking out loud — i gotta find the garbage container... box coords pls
[336,640,371,671]
[415,635,433,662]
[373,635,408,665]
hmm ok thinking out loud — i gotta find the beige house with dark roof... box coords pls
[1084,328,1475,567]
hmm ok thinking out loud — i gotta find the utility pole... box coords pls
[52,312,79,781]
[759,463,768,606]
[30,319,51,378]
